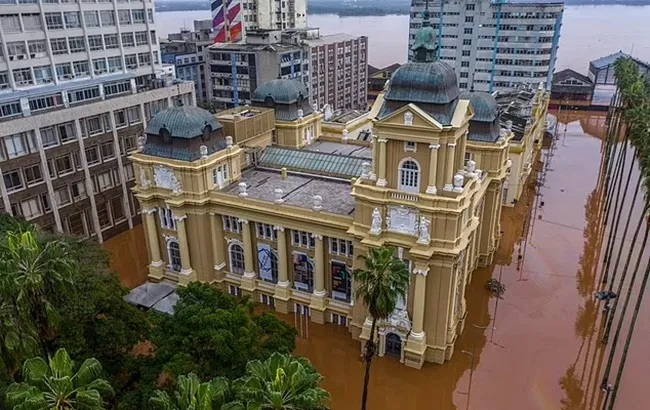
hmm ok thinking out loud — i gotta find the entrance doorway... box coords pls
[385,333,402,357]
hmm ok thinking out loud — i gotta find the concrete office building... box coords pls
[208,28,368,111]
[408,0,564,92]
[0,0,195,242]
[162,20,215,104]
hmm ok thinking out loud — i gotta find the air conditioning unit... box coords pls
[17,54,26,60]
[9,55,15,61]
[30,53,36,58]
[62,74,72,80]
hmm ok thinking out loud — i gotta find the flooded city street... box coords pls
[104,111,649,409]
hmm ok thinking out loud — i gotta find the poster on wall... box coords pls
[257,243,276,283]
[331,261,350,301]
[293,253,313,292]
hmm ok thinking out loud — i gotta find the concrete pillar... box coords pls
[376,138,388,187]
[274,226,291,313]
[426,144,440,195]
[210,213,226,272]
[144,208,164,280]
[108,110,133,229]
[371,134,378,178]
[310,234,327,324]
[34,128,62,232]
[74,119,103,242]
[443,142,456,191]
[240,218,256,292]
[176,215,192,273]
[458,132,468,172]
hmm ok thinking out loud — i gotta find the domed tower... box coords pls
[251,79,323,148]
[350,0,507,370]
[460,91,500,143]
[131,104,244,285]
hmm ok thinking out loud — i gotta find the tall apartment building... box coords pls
[208,28,368,111]
[408,0,564,92]
[162,20,215,103]
[211,0,307,43]
[0,0,195,242]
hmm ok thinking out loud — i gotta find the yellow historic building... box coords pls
[130,17,518,368]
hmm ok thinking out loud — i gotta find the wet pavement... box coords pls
[104,111,649,409]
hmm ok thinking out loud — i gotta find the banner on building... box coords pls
[293,253,313,292]
[331,261,350,301]
[211,0,243,43]
[257,243,276,283]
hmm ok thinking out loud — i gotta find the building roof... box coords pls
[146,105,223,139]
[258,146,367,179]
[225,169,355,216]
[385,62,459,105]
[460,91,498,122]
[368,65,380,76]
[251,79,314,121]
[302,33,361,47]
[303,141,372,159]
[209,41,301,53]
[590,51,629,70]
[552,68,592,85]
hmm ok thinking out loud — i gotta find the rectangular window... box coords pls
[118,10,131,25]
[45,13,64,30]
[28,40,47,55]
[104,34,119,49]
[330,238,354,257]
[0,101,22,118]
[41,193,50,213]
[122,134,137,153]
[124,163,135,180]
[256,223,277,240]
[71,180,87,200]
[111,197,125,222]
[1,15,21,33]
[85,146,99,165]
[64,12,81,28]
[465,16,474,23]
[228,285,242,297]
[92,58,107,75]
[331,313,348,326]
[56,63,73,80]
[67,212,86,236]
[466,4,475,10]
[54,186,71,207]
[463,39,472,46]
[97,201,112,228]
[460,72,469,78]
[49,38,68,55]
[24,164,43,186]
[462,50,471,57]
[68,37,86,54]
[33,66,53,84]
[107,57,123,73]
[22,13,42,31]
[260,294,275,307]
[7,41,27,57]
[114,110,127,127]
[132,9,146,24]
[125,54,137,69]
[88,35,103,51]
[292,230,315,248]
[3,169,23,192]
[159,207,177,230]
[13,68,33,86]
[40,127,59,147]
[127,106,140,124]
[72,61,90,77]
[86,116,103,135]
[121,33,135,48]
[461,61,470,67]
[21,198,42,220]
[29,94,62,112]
[58,122,76,143]
[404,141,416,152]
[55,155,73,175]
[5,133,27,158]
[135,31,148,46]
[222,215,242,233]
[97,171,113,191]
[137,52,151,66]
[83,11,100,27]
[464,28,473,35]
[100,141,114,160]
[100,10,116,26]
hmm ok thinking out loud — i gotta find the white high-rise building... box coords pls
[408,0,564,92]
[243,0,307,31]
[0,0,195,242]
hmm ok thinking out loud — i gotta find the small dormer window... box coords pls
[160,126,171,143]
[202,124,212,141]
[404,141,417,152]
[212,163,230,188]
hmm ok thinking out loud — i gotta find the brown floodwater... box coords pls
[105,111,650,409]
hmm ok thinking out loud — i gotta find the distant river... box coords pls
[155,5,650,72]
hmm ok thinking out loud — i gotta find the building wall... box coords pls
[408,0,564,92]
[0,81,195,242]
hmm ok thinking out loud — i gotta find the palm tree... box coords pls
[0,230,75,350]
[234,352,330,409]
[149,373,243,410]
[5,348,114,409]
[353,246,409,410]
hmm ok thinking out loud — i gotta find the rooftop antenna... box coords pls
[470,72,476,92]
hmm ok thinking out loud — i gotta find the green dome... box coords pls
[252,79,309,104]
[146,105,222,139]
[460,91,499,122]
[386,62,459,104]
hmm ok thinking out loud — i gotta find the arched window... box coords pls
[399,159,420,192]
[168,240,181,272]
[229,243,245,274]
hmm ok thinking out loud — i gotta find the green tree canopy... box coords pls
[149,373,242,410]
[5,348,114,410]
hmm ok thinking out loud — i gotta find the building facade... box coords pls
[407,0,564,93]
[131,19,514,368]
[207,28,368,111]
[161,20,215,104]
[0,0,196,241]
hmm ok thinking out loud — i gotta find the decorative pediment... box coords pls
[377,103,443,130]
[386,205,419,236]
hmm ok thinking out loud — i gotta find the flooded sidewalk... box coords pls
[103,111,649,409]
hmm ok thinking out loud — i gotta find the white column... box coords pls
[376,138,388,187]
[210,213,226,271]
[0,164,12,213]
[175,215,192,275]
[143,208,163,266]
[443,142,456,192]
[426,144,440,195]
[276,226,289,287]
[410,265,429,340]
[313,234,326,297]
[241,218,255,278]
